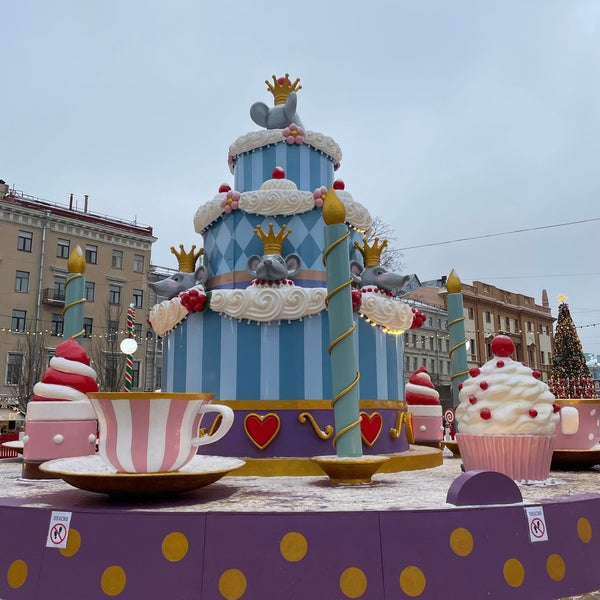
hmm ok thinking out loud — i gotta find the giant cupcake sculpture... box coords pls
[455,335,561,482]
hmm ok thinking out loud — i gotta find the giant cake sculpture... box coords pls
[149,75,420,464]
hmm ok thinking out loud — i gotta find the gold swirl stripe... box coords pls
[328,321,356,355]
[322,229,350,266]
[331,370,361,408]
[451,370,469,382]
[69,330,85,340]
[324,277,353,309]
[66,272,84,285]
[448,340,467,357]
[333,417,362,448]
[62,297,86,316]
[447,316,465,327]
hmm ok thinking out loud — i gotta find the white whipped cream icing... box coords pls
[148,296,189,336]
[210,285,327,322]
[406,371,440,404]
[456,356,558,435]
[358,291,414,333]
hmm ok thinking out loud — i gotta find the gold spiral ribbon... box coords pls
[448,315,469,383]
[298,412,334,439]
[322,229,350,266]
[331,370,361,448]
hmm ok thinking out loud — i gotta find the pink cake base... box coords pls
[555,399,600,450]
[23,420,97,461]
[411,415,443,442]
[456,433,555,483]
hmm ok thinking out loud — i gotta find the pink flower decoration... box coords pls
[313,186,327,208]
[282,123,305,145]
[221,190,240,213]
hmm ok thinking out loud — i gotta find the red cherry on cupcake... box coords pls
[469,367,480,377]
[491,335,514,358]
[529,409,538,418]
[218,183,231,193]
[333,179,345,190]
[469,396,477,405]
[532,370,542,379]
[272,167,286,179]
[480,408,491,420]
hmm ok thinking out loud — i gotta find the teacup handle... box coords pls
[192,404,235,447]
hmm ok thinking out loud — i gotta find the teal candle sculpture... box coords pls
[322,187,362,458]
[63,245,86,342]
[446,269,469,407]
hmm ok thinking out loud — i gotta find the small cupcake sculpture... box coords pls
[405,366,443,443]
[456,335,559,483]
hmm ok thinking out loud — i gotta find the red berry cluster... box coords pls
[410,308,426,329]
[179,288,207,312]
[351,289,362,312]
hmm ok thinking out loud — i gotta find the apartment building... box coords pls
[0,183,157,419]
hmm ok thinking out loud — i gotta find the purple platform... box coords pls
[1,456,599,599]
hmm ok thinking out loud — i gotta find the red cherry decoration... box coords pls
[532,370,541,379]
[458,383,463,391]
[479,381,489,391]
[272,167,285,179]
[480,408,491,420]
[491,335,514,358]
[469,396,477,405]
[333,179,345,190]
[218,183,231,193]
[277,77,289,85]
[529,409,538,418]
[496,360,505,368]
[351,289,362,312]
[469,367,480,377]
[552,404,560,413]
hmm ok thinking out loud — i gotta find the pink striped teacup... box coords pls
[87,392,234,473]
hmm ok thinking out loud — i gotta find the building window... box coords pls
[412,357,418,370]
[133,254,145,273]
[11,309,26,332]
[85,244,98,265]
[527,321,533,332]
[105,353,119,389]
[107,320,119,343]
[437,337,442,351]
[57,238,70,259]
[54,275,66,302]
[85,281,95,302]
[112,250,123,269]
[485,311,491,324]
[18,230,33,252]
[84,317,93,338]
[15,270,30,293]
[411,334,417,346]
[134,322,142,341]
[132,361,141,389]
[467,307,474,319]
[6,352,24,385]
[109,284,121,305]
[133,289,144,309]
[51,314,64,337]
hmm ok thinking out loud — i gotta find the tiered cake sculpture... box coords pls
[149,75,424,468]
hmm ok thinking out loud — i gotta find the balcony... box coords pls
[42,288,65,305]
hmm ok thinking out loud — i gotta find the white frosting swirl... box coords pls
[456,356,558,435]
[210,286,326,322]
[335,190,373,232]
[148,296,189,336]
[239,188,314,216]
[194,195,225,233]
[260,178,296,190]
[358,292,414,332]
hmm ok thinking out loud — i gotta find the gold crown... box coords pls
[170,244,204,273]
[254,223,292,255]
[354,236,388,268]
[265,73,302,106]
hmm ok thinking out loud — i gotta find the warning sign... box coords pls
[524,506,548,542]
[46,511,72,549]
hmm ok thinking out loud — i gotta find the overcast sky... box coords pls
[3,1,600,354]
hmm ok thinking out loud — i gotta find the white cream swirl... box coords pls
[358,292,414,332]
[194,195,225,233]
[210,286,326,322]
[148,297,189,336]
[335,190,373,232]
[239,189,314,216]
[260,178,296,190]
[456,357,558,435]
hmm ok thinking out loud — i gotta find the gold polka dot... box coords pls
[339,567,367,598]
[280,532,308,562]
[503,558,525,588]
[7,559,28,589]
[449,527,473,557]
[399,565,426,597]
[162,531,189,562]
[60,528,81,557]
[578,517,592,543]
[546,554,566,581]
[218,569,247,600]
[101,565,126,596]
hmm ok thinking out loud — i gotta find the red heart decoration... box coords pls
[244,413,281,450]
[360,412,383,447]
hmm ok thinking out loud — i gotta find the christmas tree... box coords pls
[549,295,597,399]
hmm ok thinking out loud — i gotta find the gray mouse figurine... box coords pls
[250,74,303,130]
